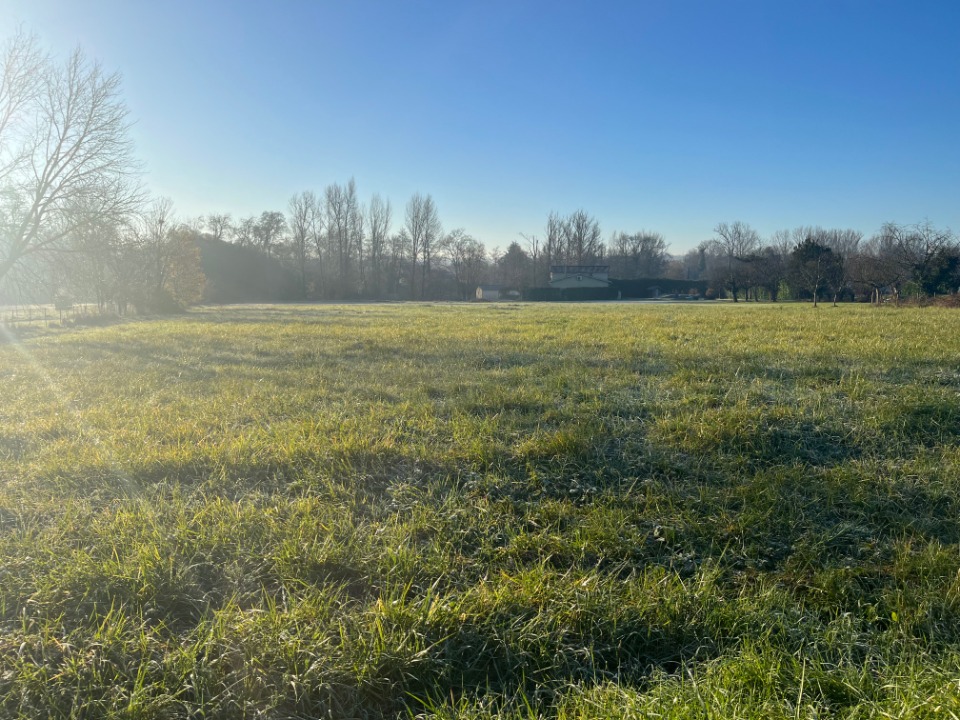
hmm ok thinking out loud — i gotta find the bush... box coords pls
[931,293,960,308]
[130,287,186,315]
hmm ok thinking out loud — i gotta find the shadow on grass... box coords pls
[880,396,960,448]
[654,409,862,470]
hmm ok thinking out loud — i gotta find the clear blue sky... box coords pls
[5,0,959,252]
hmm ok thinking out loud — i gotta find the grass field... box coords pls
[2,302,960,718]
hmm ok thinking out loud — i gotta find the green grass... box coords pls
[2,302,960,718]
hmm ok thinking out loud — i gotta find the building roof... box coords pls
[550,265,610,274]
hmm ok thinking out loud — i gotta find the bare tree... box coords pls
[366,194,391,298]
[233,216,257,248]
[325,184,346,280]
[350,192,366,294]
[254,211,286,255]
[0,31,45,183]
[387,229,410,297]
[288,191,320,298]
[521,213,562,285]
[854,224,911,304]
[204,213,233,243]
[846,222,953,304]
[441,228,486,299]
[143,199,175,301]
[711,221,760,301]
[562,210,603,264]
[896,221,958,297]
[544,211,564,277]
[132,198,178,309]
[322,179,363,296]
[57,214,125,311]
[521,232,542,283]
[405,193,442,299]
[309,198,328,296]
[0,34,142,286]
[680,244,710,281]
[608,230,669,278]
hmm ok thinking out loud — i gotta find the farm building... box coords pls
[549,265,611,289]
[476,284,502,301]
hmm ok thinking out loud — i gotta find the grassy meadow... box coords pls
[2,302,960,718]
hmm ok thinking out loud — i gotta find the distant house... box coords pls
[476,284,502,301]
[549,265,611,289]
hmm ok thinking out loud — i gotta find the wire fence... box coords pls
[0,303,107,331]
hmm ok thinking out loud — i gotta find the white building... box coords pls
[476,284,502,301]
[548,265,611,289]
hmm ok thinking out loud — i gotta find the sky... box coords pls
[4,0,959,253]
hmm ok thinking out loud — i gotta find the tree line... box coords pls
[0,32,670,309]
[2,31,956,310]
[186,202,672,303]
[692,220,960,304]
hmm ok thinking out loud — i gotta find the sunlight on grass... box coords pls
[2,303,960,717]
